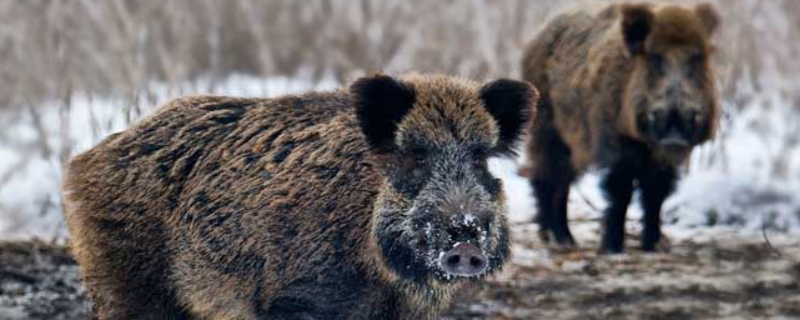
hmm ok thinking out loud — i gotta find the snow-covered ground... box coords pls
[496,90,800,241]
[0,75,798,241]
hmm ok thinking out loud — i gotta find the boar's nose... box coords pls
[440,242,488,277]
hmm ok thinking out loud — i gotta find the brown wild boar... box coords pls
[521,2,720,253]
[63,74,537,319]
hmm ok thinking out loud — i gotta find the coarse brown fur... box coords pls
[63,74,537,319]
[520,2,720,253]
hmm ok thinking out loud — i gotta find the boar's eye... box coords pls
[394,148,431,196]
[688,53,705,66]
[411,148,429,165]
[648,53,666,76]
[471,147,490,169]
[406,147,431,179]
[693,111,705,126]
[685,53,707,79]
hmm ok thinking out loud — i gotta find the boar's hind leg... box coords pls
[638,165,677,252]
[79,220,191,320]
[599,160,637,254]
[530,125,576,247]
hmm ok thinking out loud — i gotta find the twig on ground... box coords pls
[573,187,600,214]
[761,216,783,258]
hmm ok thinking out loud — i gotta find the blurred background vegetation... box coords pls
[3,0,798,108]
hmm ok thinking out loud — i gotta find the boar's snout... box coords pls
[642,108,697,157]
[440,242,488,277]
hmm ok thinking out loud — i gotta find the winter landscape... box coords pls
[1,0,799,319]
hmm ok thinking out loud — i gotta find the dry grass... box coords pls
[3,0,795,109]
[0,0,553,110]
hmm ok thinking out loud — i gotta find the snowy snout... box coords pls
[437,213,492,277]
[439,242,488,277]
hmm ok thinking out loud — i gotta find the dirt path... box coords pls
[1,224,799,320]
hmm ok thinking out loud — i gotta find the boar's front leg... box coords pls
[638,164,677,252]
[599,159,637,254]
[530,134,576,247]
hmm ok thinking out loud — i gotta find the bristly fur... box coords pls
[520,2,720,253]
[63,73,536,320]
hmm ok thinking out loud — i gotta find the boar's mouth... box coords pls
[659,137,690,152]
[655,137,692,164]
[656,127,693,159]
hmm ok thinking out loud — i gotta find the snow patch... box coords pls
[1,75,799,241]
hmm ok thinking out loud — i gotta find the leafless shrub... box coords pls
[1,0,797,106]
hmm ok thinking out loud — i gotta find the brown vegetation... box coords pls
[2,0,797,111]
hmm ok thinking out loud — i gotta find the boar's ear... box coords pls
[480,79,538,155]
[695,3,720,35]
[352,74,416,153]
[621,4,655,55]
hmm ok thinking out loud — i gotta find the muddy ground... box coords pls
[446,224,800,320]
[1,223,799,320]
[0,241,89,320]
